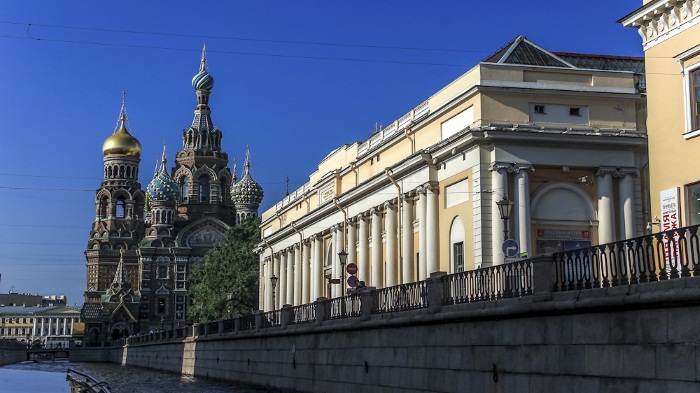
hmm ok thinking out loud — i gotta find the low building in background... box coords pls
[0,293,81,346]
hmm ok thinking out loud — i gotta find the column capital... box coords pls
[491,162,513,173]
[513,164,535,174]
[596,167,636,178]
[424,182,440,194]
[309,234,318,242]
[370,206,382,216]
[356,212,369,222]
[383,200,397,210]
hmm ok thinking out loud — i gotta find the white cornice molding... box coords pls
[620,0,700,50]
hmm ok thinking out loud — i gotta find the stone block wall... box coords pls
[108,276,700,392]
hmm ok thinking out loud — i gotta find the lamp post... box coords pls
[496,197,514,240]
[338,250,348,295]
[338,250,348,316]
[270,275,278,310]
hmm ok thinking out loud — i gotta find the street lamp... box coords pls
[338,250,348,296]
[496,197,514,239]
[270,275,278,310]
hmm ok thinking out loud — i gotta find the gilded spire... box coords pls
[160,139,168,171]
[102,92,142,158]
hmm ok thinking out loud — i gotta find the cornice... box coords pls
[620,0,700,50]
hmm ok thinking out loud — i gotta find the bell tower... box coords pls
[85,94,146,294]
[172,43,234,225]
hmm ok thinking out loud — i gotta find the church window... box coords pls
[158,265,168,279]
[180,178,189,201]
[158,298,166,314]
[199,176,210,202]
[116,199,126,218]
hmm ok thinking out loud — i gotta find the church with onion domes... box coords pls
[81,44,263,344]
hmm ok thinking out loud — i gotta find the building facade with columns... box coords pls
[621,1,700,230]
[0,302,81,346]
[257,37,649,310]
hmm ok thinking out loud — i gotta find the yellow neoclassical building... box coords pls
[621,1,700,232]
[256,37,649,310]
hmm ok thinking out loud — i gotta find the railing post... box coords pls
[254,310,263,331]
[281,305,292,329]
[427,271,446,314]
[532,253,557,301]
[315,297,328,326]
[360,290,373,321]
[234,314,242,333]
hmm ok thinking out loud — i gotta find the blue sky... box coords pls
[0,1,643,307]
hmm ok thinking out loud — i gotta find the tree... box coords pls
[188,217,260,322]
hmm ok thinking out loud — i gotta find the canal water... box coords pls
[0,360,273,393]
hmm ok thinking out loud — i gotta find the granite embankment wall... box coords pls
[0,340,26,366]
[84,274,700,393]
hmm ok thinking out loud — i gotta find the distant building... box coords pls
[0,293,80,345]
[256,37,648,310]
[620,1,700,229]
[81,44,263,345]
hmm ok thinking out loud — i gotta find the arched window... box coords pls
[199,176,210,202]
[449,216,466,273]
[180,178,189,202]
[116,198,126,218]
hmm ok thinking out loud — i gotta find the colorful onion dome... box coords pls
[231,148,264,207]
[147,168,180,202]
[191,43,214,91]
[146,143,180,202]
[102,116,142,158]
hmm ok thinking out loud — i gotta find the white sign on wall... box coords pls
[660,187,680,268]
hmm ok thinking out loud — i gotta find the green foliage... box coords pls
[188,217,260,322]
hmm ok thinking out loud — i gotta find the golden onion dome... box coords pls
[102,120,142,158]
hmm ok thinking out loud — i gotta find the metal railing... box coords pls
[67,368,111,393]
[110,228,700,346]
[443,259,533,304]
[327,294,361,319]
[372,281,428,313]
[553,225,700,291]
[289,303,316,325]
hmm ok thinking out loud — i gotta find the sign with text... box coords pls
[660,188,680,268]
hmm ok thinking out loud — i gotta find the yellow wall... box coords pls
[644,23,700,224]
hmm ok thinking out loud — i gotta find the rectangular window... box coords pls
[158,265,168,279]
[693,69,700,130]
[686,182,700,226]
[453,242,464,272]
[534,105,546,114]
[569,107,581,116]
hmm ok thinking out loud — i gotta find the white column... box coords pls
[425,184,440,275]
[358,214,369,284]
[312,235,323,300]
[332,225,343,297]
[48,318,53,336]
[279,251,287,307]
[417,187,428,280]
[514,165,533,257]
[265,258,273,311]
[293,244,302,305]
[348,219,357,267]
[385,201,398,287]
[41,318,45,338]
[302,241,311,304]
[259,257,266,311]
[285,248,294,305]
[63,317,68,336]
[371,207,383,287]
[596,168,615,244]
[491,164,509,266]
[273,253,281,309]
[619,170,636,239]
[70,318,74,336]
[402,195,415,283]
[32,318,37,339]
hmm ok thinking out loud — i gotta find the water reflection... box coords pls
[1,360,273,393]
